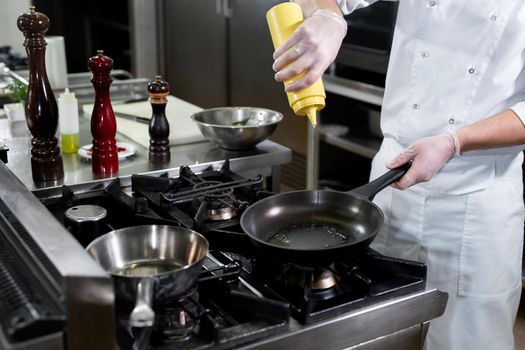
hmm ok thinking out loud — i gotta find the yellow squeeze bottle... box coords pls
[267,2,326,127]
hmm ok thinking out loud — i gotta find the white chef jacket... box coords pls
[334,1,525,350]
[338,0,525,194]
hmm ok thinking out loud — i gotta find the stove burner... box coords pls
[131,162,264,230]
[205,205,237,221]
[287,264,339,290]
[155,308,195,341]
[192,181,238,221]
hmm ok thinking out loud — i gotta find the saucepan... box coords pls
[86,225,208,327]
[240,163,410,266]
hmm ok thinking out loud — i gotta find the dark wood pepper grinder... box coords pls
[148,75,170,163]
[87,50,118,175]
[17,6,64,182]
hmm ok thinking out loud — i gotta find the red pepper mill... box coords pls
[17,6,64,182]
[87,50,118,175]
[148,75,170,163]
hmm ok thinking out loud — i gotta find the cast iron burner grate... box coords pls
[115,256,289,349]
[212,248,427,325]
[131,160,267,231]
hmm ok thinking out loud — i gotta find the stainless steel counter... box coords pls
[0,115,291,197]
[242,288,447,350]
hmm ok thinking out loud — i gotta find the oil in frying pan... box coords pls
[267,223,354,249]
[110,259,183,277]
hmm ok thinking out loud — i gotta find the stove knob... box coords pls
[64,205,107,246]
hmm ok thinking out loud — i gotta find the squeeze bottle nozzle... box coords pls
[267,2,326,127]
[305,108,317,127]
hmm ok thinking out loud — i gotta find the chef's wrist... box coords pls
[447,129,461,157]
[311,9,348,31]
[292,0,344,18]
[455,127,472,154]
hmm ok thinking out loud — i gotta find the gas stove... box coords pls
[35,161,431,349]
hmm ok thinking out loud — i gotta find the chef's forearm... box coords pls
[292,0,344,17]
[456,109,525,153]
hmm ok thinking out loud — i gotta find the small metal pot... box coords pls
[86,225,209,327]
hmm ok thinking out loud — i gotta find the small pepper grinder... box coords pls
[17,6,64,182]
[148,75,170,163]
[87,50,118,175]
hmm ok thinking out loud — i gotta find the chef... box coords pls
[272,0,525,349]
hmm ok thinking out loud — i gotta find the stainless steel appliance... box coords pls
[305,1,398,189]
[336,1,398,79]
[311,2,397,190]
[15,161,444,349]
[0,162,115,350]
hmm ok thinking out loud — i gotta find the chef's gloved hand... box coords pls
[387,131,461,190]
[272,9,347,92]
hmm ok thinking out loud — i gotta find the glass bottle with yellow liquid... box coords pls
[266,2,326,127]
[58,88,79,153]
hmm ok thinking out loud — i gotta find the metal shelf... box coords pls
[67,71,150,105]
[318,129,381,160]
[323,74,384,106]
[307,74,385,188]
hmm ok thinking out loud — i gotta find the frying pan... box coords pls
[240,164,410,266]
[86,225,208,327]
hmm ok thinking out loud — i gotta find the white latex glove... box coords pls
[272,9,347,92]
[387,131,461,190]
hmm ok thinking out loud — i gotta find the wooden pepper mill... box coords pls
[17,6,64,182]
[148,75,170,163]
[87,50,118,175]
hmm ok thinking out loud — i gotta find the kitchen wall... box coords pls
[0,0,31,54]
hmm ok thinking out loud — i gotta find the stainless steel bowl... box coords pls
[191,107,283,150]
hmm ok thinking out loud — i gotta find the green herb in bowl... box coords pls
[8,80,27,103]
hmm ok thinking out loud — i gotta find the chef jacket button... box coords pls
[490,14,497,21]
[412,104,420,110]
[429,1,436,6]
[468,67,476,74]
[422,51,430,58]
[448,118,455,125]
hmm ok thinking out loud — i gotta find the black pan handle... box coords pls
[348,162,411,200]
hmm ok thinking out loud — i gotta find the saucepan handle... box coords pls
[349,162,411,200]
[129,278,156,328]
